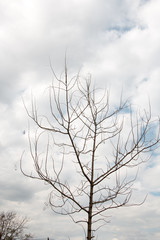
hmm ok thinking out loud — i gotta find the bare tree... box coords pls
[0,211,32,240]
[21,64,160,240]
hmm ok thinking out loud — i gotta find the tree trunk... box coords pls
[87,184,94,240]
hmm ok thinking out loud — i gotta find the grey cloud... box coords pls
[0,0,142,105]
[0,179,34,202]
[1,0,160,239]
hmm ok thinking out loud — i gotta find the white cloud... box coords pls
[0,0,160,239]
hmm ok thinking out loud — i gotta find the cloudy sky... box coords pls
[0,0,160,240]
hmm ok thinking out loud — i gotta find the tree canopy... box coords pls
[21,65,160,240]
[0,211,32,240]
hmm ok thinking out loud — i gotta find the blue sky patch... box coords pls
[150,192,160,197]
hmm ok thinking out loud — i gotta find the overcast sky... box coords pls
[0,0,160,240]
